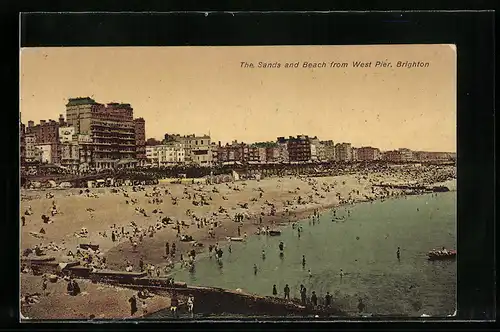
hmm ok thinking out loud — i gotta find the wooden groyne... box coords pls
[21,258,347,317]
[125,284,346,317]
[373,184,450,192]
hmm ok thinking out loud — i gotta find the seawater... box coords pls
[170,192,456,317]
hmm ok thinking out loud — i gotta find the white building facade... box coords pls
[146,143,185,167]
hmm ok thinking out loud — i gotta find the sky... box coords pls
[20,45,456,152]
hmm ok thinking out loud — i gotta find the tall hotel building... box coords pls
[65,97,137,169]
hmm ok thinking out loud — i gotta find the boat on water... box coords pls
[268,230,281,236]
[228,237,244,242]
[428,249,456,261]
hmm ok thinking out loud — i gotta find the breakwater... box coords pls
[21,258,346,317]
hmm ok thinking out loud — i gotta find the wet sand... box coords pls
[20,274,170,320]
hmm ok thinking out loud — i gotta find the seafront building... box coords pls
[335,143,352,162]
[217,141,249,164]
[398,148,414,162]
[145,142,185,167]
[134,118,147,166]
[65,97,141,170]
[164,133,212,167]
[278,135,312,163]
[24,133,41,163]
[382,150,403,162]
[320,140,335,161]
[413,151,456,162]
[25,116,65,165]
[357,146,382,161]
[20,119,26,164]
[20,99,456,172]
[309,136,323,162]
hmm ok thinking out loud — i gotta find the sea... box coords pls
[158,191,456,317]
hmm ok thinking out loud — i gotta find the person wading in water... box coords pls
[284,284,290,300]
[397,247,401,261]
[311,291,318,307]
[325,291,332,308]
[300,285,307,305]
[272,284,278,296]
[358,298,366,314]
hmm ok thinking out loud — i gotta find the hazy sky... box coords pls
[20,45,456,152]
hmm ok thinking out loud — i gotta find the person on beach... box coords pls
[129,295,138,316]
[284,284,290,300]
[357,298,366,313]
[111,231,116,242]
[187,295,195,318]
[311,291,318,307]
[272,284,278,296]
[139,258,144,272]
[142,301,148,316]
[397,247,401,261]
[300,286,307,305]
[325,292,332,307]
[170,293,179,318]
[165,242,170,257]
[42,277,47,294]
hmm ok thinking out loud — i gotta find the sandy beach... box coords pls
[20,164,456,319]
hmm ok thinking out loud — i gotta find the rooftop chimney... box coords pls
[40,120,46,125]
[28,121,34,128]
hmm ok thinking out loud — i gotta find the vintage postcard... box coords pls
[19,45,457,320]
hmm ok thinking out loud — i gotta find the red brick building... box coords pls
[382,150,402,162]
[146,138,162,146]
[20,120,26,164]
[217,141,252,163]
[278,135,311,163]
[66,97,137,169]
[357,146,382,161]
[25,116,65,164]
